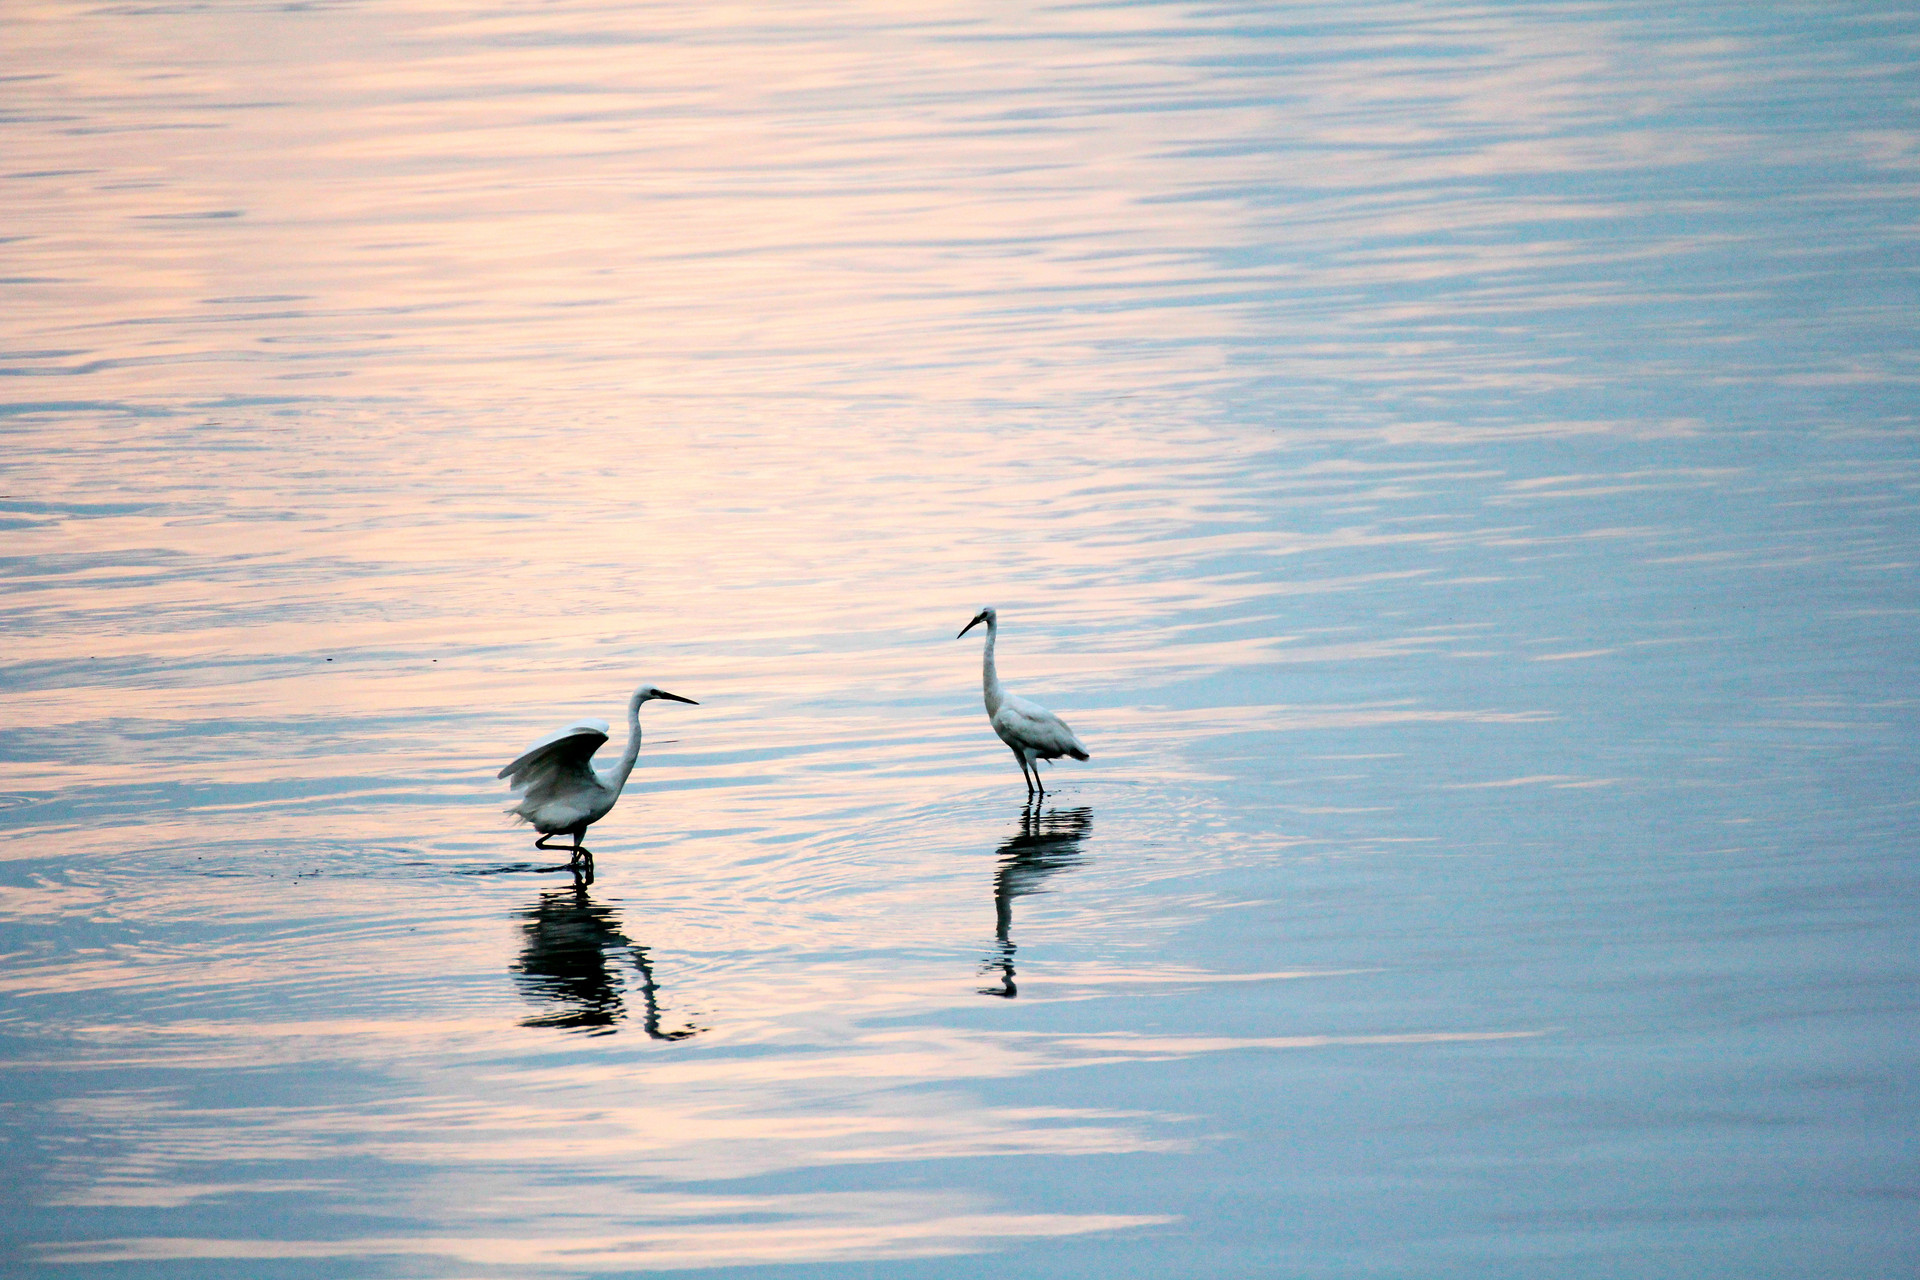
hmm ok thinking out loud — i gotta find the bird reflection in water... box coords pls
[979,805,1091,998]
[510,885,701,1039]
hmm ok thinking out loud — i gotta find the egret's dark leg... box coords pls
[1029,753,1046,799]
[535,832,567,851]
[1010,746,1034,796]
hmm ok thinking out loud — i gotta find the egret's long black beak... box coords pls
[958,613,988,639]
[655,690,699,705]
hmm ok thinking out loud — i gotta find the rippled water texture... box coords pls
[3,2,1917,1275]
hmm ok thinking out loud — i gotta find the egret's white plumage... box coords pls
[500,683,696,861]
[958,607,1089,798]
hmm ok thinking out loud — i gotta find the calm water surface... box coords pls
[3,1,1917,1276]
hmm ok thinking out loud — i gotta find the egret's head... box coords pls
[957,607,996,638]
[636,683,699,706]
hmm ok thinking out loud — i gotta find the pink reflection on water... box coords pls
[4,0,1808,419]
[33,1203,1177,1271]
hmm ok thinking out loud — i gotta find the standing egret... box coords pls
[499,683,697,868]
[957,607,1089,798]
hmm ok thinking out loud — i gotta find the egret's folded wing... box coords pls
[498,720,610,797]
[995,698,1090,759]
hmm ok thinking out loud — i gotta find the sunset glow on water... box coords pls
[3,2,1916,1276]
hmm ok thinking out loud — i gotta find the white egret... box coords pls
[957,607,1089,798]
[499,683,697,865]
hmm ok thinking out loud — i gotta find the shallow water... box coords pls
[3,1,1917,1275]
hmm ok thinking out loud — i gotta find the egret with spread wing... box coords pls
[499,683,697,867]
[958,608,1089,798]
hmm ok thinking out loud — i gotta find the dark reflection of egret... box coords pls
[979,805,1091,998]
[510,885,701,1039]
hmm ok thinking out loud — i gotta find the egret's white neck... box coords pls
[604,691,646,793]
[980,619,1005,715]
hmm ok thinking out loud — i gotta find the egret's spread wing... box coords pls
[498,719,610,804]
[994,696,1090,760]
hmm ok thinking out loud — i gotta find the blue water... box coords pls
[2,1,1916,1275]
